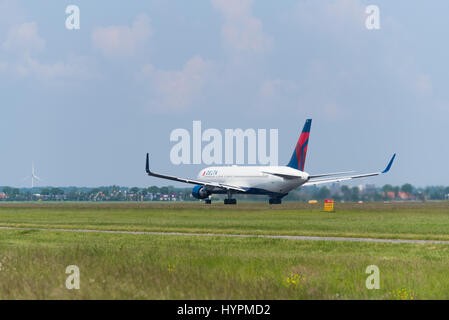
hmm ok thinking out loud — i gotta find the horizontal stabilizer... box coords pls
[261,171,302,180]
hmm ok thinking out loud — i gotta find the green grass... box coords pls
[0,202,449,240]
[1,229,449,299]
[0,202,448,299]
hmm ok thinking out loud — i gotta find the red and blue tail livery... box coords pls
[287,119,311,171]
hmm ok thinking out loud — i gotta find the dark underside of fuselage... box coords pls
[211,187,288,199]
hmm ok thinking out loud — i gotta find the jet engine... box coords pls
[192,185,210,199]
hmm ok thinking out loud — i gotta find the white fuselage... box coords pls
[198,165,309,194]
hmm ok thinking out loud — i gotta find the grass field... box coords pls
[0,201,448,299]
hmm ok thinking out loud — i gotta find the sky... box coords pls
[0,0,448,188]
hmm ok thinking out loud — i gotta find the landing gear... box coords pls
[269,198,282,205]
[205,199,212,204]
[224,190,237,205]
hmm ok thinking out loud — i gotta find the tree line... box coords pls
[284,184,449,202]
[0,184,448,202]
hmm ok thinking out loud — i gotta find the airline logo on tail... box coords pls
[287,119,311,171]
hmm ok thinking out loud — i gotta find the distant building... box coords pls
[397,192,412,200]
[385,191,395,199]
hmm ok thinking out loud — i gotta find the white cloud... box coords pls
[13,55,92,80]
[144,55,215,112]
[265,0,437,119]
[92,14,152,58]
[2,22,45,54]
[211,0,273,54]
[1,21,94,81]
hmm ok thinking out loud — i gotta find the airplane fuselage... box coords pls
[198,166,309,195]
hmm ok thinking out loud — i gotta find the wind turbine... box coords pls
[23,163,43,188]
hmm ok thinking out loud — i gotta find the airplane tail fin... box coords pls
[287,119,311,171]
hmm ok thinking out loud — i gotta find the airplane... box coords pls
[145,119,396,204]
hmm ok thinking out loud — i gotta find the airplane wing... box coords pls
[303,154,396,186]
[145,154,246,192]
[308,171,355,179]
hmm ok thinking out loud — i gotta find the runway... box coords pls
[1,226,448,244]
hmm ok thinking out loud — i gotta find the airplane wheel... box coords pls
[224,199,237,205]
[269,199,282,204]
[205,199,212,204]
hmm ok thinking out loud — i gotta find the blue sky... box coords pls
[0,0,448,188]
